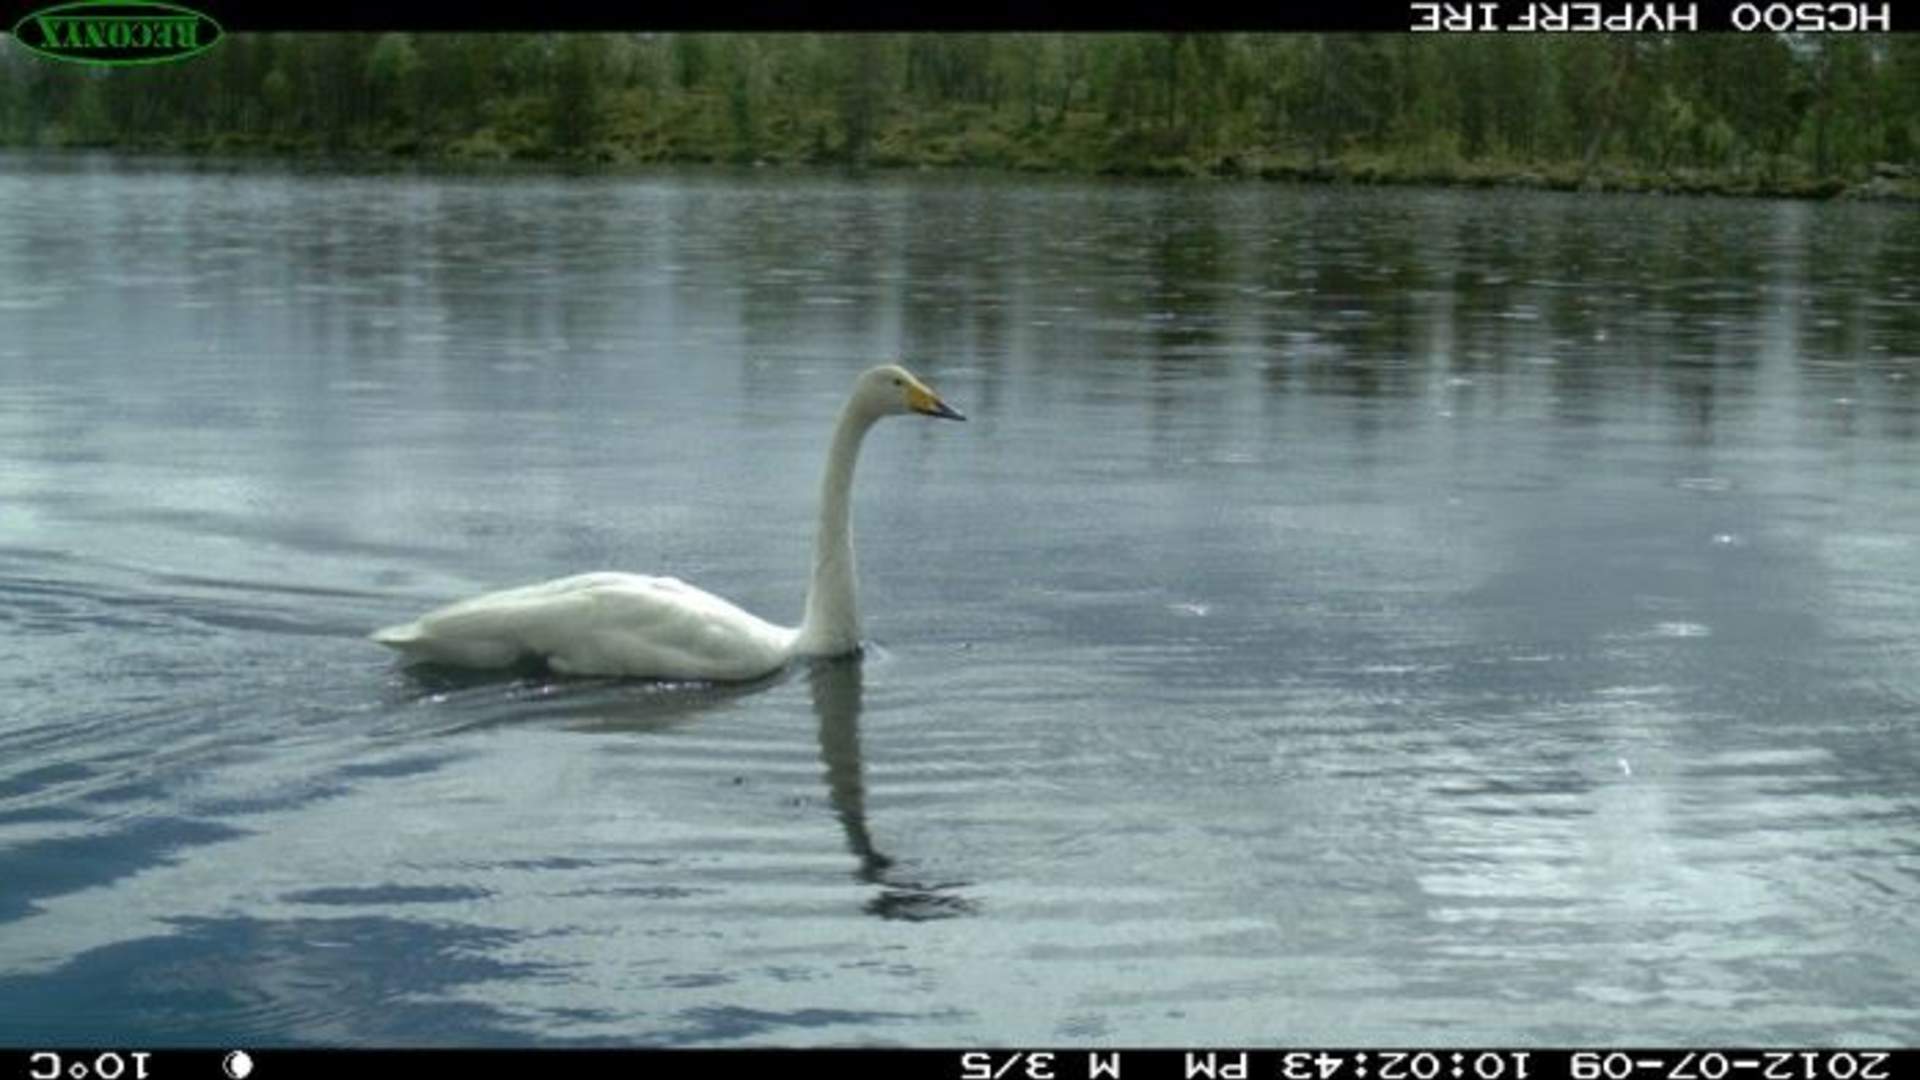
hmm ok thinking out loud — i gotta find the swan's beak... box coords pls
[908,384,967,422]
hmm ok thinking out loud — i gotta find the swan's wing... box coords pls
[372,572,797,681]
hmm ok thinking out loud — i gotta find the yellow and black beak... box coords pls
[907,383,967,422]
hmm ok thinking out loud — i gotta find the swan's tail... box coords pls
[370,621,423,649]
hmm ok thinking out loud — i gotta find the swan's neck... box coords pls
[794,399,877,657]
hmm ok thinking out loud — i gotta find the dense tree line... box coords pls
[2,33,1916,189]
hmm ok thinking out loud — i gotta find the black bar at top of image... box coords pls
[0,0,1901,34]
[248,0,1409,33]
[0,0,1395,33]
[8,1048,1917,1080]
[0,0,1567,34]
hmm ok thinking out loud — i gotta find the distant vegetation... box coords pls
[3,33,1918,198]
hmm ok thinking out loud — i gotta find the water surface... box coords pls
[2,152,1918,1045]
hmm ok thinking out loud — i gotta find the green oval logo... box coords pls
[11,0,222,67]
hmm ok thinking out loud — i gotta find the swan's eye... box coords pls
[892,377,904,387]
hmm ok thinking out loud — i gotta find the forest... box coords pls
[2,32,1917,198]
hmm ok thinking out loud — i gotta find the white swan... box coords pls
[371,364,965,681]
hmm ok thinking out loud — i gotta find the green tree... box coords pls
[1888,35,1920,163]
[365,33,423,131]
[724,36,771,162]
[551,34,603,153]
[672,33,711,91]
[1297,35,1393,159]
[1799,37,1877,176]
[1093,34,1153,134]
[833,34,890,163]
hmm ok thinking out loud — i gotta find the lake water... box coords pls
[1,151,1917,1047]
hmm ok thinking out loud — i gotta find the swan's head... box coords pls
[857,363,966,422]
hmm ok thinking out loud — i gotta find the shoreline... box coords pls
[12,132,1917,204]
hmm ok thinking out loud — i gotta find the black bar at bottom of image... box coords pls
[7,1048,1916,1080]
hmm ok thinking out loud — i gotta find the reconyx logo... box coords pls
[11,1,222,67]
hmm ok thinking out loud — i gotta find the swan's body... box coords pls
[370,572,798,680]
[371,364,964,681]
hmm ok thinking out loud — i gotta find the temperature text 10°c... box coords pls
[28,1053,154,1080]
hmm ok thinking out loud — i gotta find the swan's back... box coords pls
[372,572,797,681]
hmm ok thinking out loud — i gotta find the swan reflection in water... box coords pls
[807,655,976,922]
[396,655,974,920]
